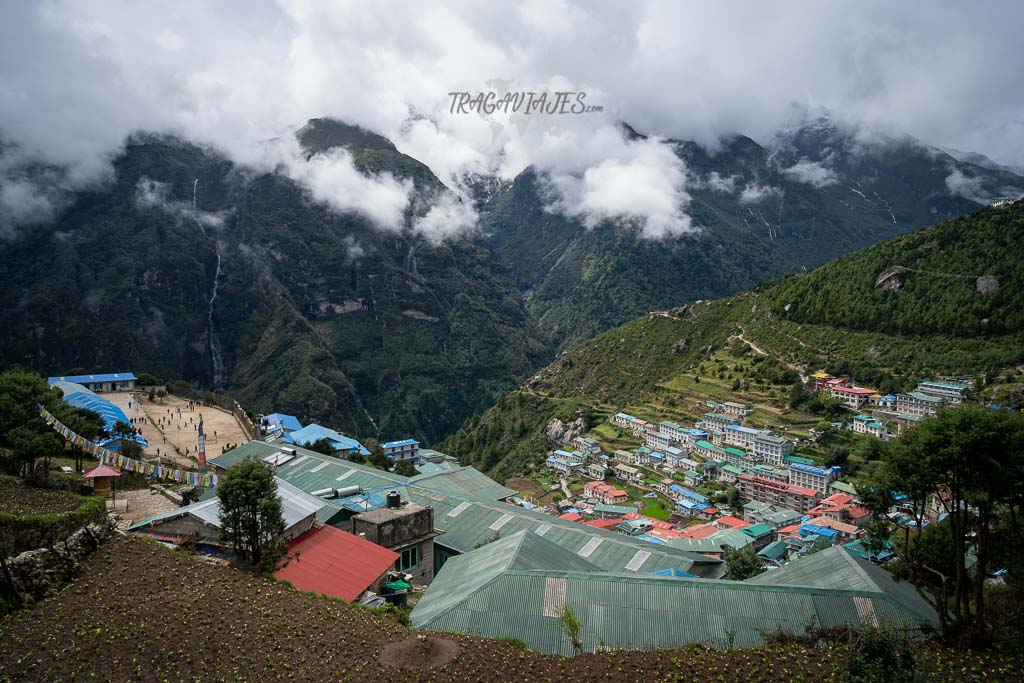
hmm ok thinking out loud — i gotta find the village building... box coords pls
[683,469,704,487]
[700,412,741,432]
[352,494,440,585]
[895,391,946,416]
[658,421,689,443]
[52,382,148,451]
[645,431,674,452]
[573,436,604,456]
[285,424,370,457]
[719,464,745,484]
[757,540,791,567]
[612,412,636,429]
[695,439,727,461]
[753,434,794,465]
[261,413,303,436]
[381,438,421,461]
[633,446,653,465]
[743,501,803,529]
[273,526,399,601]
[740,523,776,551]
[545,453,579,475]
[809,492,872,528]
[738,475,821,514]
[723,424,764,448]
[787,463,841,494]
[130,478,327,552]
[47,372,137,393]
[585,463,607,480]
[714,515,751,532]
[751,464,790,483]
[915,380,972,404]
[829,385,877,409]
[851,414,887,438]
[612,463,641,483]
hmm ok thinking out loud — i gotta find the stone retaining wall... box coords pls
[2,521,114,607]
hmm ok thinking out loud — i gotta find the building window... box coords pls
[397,544,420,572]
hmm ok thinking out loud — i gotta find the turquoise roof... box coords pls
[284,424,369,454]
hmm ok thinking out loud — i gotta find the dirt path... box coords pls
[105,391,249,466]
[109,487,179,528]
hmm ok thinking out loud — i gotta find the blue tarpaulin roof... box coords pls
[284,424,369,455]
[62,390,148,450]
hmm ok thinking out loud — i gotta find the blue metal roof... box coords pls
[62,390,148,450]
[382,438,419,448]
[726,425,761,435]
[265,413,302,432]
[48,372,137,384]
[789,463,839,477]
[284,424,369,455]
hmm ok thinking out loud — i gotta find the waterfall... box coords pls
[193,179,225,392]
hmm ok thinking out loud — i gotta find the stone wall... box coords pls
[2,521,114,607]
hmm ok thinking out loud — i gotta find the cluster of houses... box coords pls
[809,373,974,439]
[259,412,422,462]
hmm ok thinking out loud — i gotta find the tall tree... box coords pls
[217,457,286,572]
[867,406,1024,636]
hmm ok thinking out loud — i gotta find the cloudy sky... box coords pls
[1,1,1022,237]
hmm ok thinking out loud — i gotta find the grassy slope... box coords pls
[444,203,1024,481]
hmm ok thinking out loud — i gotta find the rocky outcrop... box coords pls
[3,521,114,607]
[545,417,586,446]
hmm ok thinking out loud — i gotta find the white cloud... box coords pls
[412,192,479,244]
[782,159,839,188]
[1,1,1024,239]
[135,176,226,227]
[284,147,412,231]
[703,172,739,194]
[944,168,989,204]
[544,133,695,238]
[739,183,782,204]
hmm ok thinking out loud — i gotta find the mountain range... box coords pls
[1,115,1021,445]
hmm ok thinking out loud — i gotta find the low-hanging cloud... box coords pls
[135,176,227,228]
[739,183,783,205]
[782,159,839,188]
[1,1,1024,240]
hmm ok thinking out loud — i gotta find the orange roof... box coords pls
[716,516,751,530]
[777,523,803,535]
[275,526,398,602]
[582,518,621,530]
[805,516,859,535]
[679,523,719,539]
[558,512,582,522]
[83,464,121,478]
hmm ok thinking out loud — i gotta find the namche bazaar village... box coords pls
[38,369,974,654]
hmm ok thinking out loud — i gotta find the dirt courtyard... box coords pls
[105,391,250,467]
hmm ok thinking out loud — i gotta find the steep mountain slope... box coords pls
[484,120,1023,348]
[0,120,550,443]
[443,202,1024,481]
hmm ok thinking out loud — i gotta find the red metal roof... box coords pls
[274,526,399,601]
[558,512,582,522]
[83,465,121,478]
[581,518,621,530]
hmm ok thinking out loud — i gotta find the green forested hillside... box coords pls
[764,204,1024,336]
[0,123,550,443]
[485,126,1020,349]
[444,203,1024,481]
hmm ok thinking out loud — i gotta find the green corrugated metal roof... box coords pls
[665,538,723,553]
[830,481,858,495]
[408,466,517,501]
[413,546,935,655]
[741,524,774,539]
[210,441,406,491]
[762,509,802,525]
[746,547,936,624]
[404,488,722,577]
[710,529,753,550]
[757,540,789,561]
[722,465,745,475]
